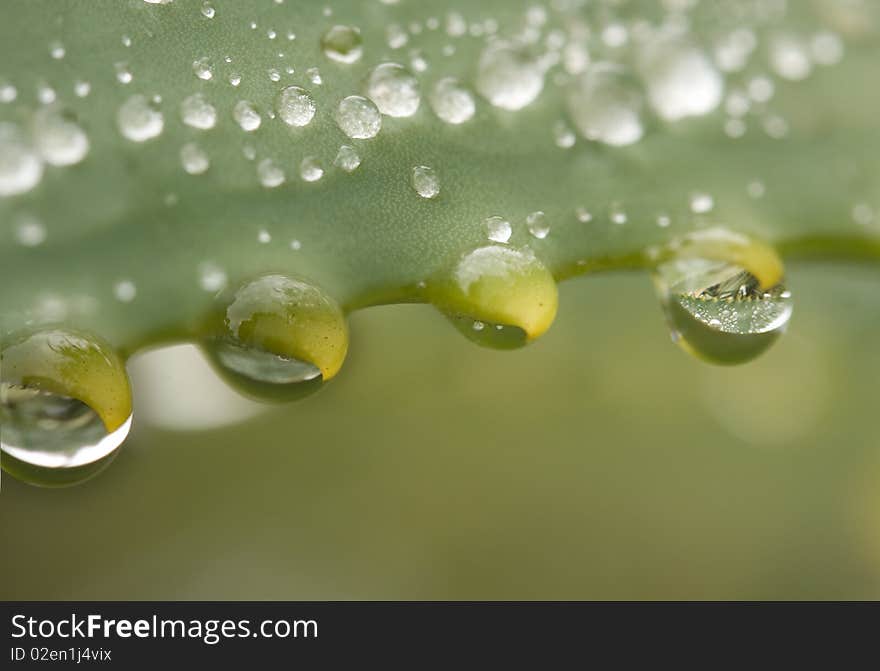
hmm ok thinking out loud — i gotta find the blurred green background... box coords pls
[2,262,879,599]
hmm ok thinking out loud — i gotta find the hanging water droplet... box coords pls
[475,40,547,111]
[257,158,285,188]
[411,165,440,199]
[427,245,558,349]
[180,92,217,130]
[299,156,324,182]
[567,64,644,146]
[335,95,381,139]
[321,25,363,64]
[0,122,44,197]
[204,275,348,402]
[638,38,723,122]
[1,329,132,487]
[276,85,315,127]
[653,259,793,365]
[180,142,209,175]
[526,211,550,239]
[484,215,512,243]
[365,62,420,117]
[334,144,361,172]
[33,106,89,166]
[428,77,475,125]
[233,100,261,131]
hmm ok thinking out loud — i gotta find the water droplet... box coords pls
[113,279,137,302]
[192,56,214,81]
[639,39,723,121]
[769,34,812,81]
[306,67,323,85]
[199,262,227,292]
[49,41,65,60]
[484,215,512,243]
[321,25,363,64]
[428,77,475,124]
[32,106,90,166]
[567,64,644,146]
[201,2,215,19]
[0,82,18,103]
[114,62,133,84]
[526,211,550,239]
[14,214,47,246]
[411,165,440,199]
[233,100,261,131]
[121,35,132,48]
[180,142,209,174]
[257,229,271,244]
[117,94,164,142]
[228,73,242,87]
[476,41,546,110]
[365,62,420,117]
[299,156,324,182]
[747,76,774,103]
[1,330,132,486]
[810,32,844,66]
[204,274,348,401]
[553,120,576,148]
[257,158,285,188]
[180,93,217,130]
[690,192,714,214]
[428,245,558,348]
[334,144,361,172]
[73,80,91,98]
[0,123,43,197]
[575,206,593,223]
[267,68,281,82]
[386,23,408,49]
[335,95,381,139]
[653,259,793,365]
[276,86,315,127]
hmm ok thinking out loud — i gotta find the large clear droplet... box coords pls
[335,95,381,139]
[276,85,316,127]
[653,258,793,365]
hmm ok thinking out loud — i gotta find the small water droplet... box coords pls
[299,156,324,182]
[321,25,363,64]
[233,100,261,131]
[688,192,713,214]
[180,92,217,130]
[199,262,227,292]
[32,106,90,166]
[306,67,323,85]
[386,23,408,49]
[575,206,593,223]
[115,62,133,84]
[14,214,46,246]
[428,77,475,125]
[769,34,812,81]
[0,82,18,103]
[476,41,547,111]
[276,85,315,127]
[113,279,137,302]
[553,120,576,148]
[653,258,793,365]
[484,215,512,243]
[257,229,271,244]
[526,210,550,239]
[366,62,420,117]
[180,142,210,174]
[257,158,285,187]
[73,80,91,98]
[411,165,440,199]
[567,64,643,146]
[334,144,361,172]
[117,94,164,142]
[193,56,214,81]
[228,72,242,87]
[335,95,381,139]
[201,2,215,18]
[49,41,65,60]
[267,68,281,82]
